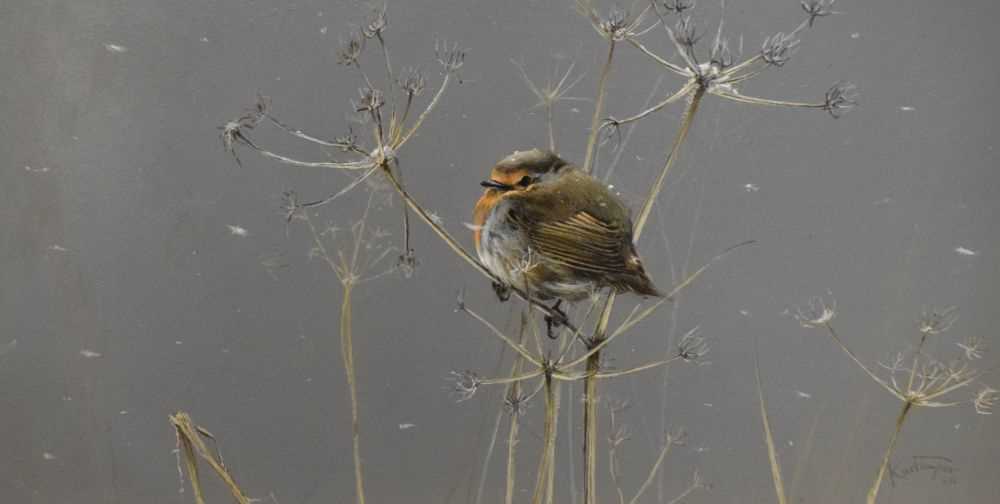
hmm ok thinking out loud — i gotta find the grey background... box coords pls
[2,0,998,502]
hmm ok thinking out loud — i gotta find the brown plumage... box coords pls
[473,149,661,302]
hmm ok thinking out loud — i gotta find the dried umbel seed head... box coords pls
[661,0,695,15]
[801,0,837,27]
[918,306,959,335]
[398,67,426,97]
[975,386,998,415]
[435,39,465,72]
[355,87,385,113]
[677,327,709,363]
[673,16,701,49]
[336,31,365,66]
[449,370,481,402]
[793,296,837,327]
[362,4,388,40]
[710,36,732,70]
[761,32,800,67]
[823,81,857,118]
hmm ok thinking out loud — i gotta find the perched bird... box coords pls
[472,149,661,311]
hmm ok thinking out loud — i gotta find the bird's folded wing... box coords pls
[525,211,628,273]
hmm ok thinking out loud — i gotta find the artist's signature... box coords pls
[889,455,958,487]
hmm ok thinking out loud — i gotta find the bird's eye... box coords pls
[517,175,534,187]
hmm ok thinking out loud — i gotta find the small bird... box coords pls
[473,148,661,314]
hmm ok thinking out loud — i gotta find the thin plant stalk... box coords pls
[583,85,705,504]
[582,40,616,174]
[755,343,787,504]
[532,373,561,504]
[583,292,615,504]
[867,401,913,504]
[340,283,366,504]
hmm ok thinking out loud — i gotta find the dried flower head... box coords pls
[974,386,998,415]
[661,0,695,15]
[710,36,732,70]
[918,306,958,335]
[801,0,837,27]
[503,389,531,416]
[677,326,709,363]
[355,86,385,114]
[398,67,426,97]
[957,334,985,360]
[673,16,701,50]
[219,95,270,166]
[434,39,465,73]
[336,31,365,66]
[362,4,388,40]
[448,370,481,402]
[761,32,800,67]
[823,81,857,118]
[793,295,837,328]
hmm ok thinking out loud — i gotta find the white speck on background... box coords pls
[955,246,978,256]
[851,32,860,39]
[80,349,102,358]
[399,423,416,430]
[104,43,128,53]
[744,183,759,192]
[43,452,57,461]
[899,106,915,111]
[228,225,249,237]
[795,390,812,399]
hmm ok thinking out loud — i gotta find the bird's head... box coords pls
[480,149,569,193]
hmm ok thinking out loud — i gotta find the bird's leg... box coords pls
[544,299,568,339]
[492,281,512,302]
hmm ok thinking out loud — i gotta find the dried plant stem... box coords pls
[505,403,521,504]
[532,374,561,504]
[547,103,557,152]
[583,293,614,504]
[583,41,616,174]
[628,435,675,504]
[633,87,705,242]
[169,412,251,504]
[340,283,367,504]
[867,401,913,504]
[582,84,705,504]
[755,344,787,504]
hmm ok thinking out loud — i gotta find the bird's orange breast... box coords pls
[472,191,502,255]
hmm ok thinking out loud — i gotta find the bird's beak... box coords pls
[480,179,512,190]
